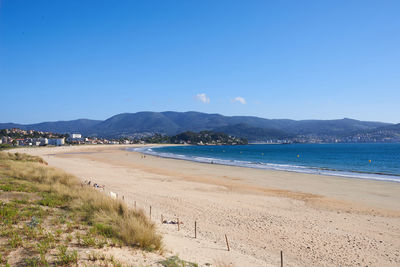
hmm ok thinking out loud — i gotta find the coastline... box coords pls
[132,145,400,183]
[13,145,400,266]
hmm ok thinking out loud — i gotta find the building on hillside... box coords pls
[1,136,10,144]
[57,138,65,146]
[67,133,83,143]
[15,139,25,146]
[71,133,82,139]
[29,138,48,146]
[48,138,65,146]
[40,138,48,146]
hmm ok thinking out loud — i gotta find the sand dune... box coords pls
[16,145,400,266]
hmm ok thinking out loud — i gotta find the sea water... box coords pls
[130,143,400,182]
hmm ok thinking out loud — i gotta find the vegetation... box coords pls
[0,128,68,139]
[213,123,293,141]
[170,131,248,145]
[0,152,48,164]
[0,144,13,151]
[159,256,198,267]
[0,151,162,265]
[136,131,248,145]
[140,133,170,144]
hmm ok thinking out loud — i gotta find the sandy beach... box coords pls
[15,145,400,266]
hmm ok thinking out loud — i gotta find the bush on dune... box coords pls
[0,152,162,251]
[0,152,47,165]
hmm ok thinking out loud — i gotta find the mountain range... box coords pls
[1,111,399,142]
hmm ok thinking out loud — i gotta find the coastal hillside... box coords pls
[342,123,400,142]
[213,123,294,141]
[0,119,101,136]
[0,111,392,141]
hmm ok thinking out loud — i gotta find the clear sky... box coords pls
[1,0,399,124]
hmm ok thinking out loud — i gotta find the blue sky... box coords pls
[1,0,399,124]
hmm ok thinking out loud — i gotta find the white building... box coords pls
[56,138,65,146]
[39,138,48,146]
[48,138,65,146]
[1,136,10,144]
[16,139,25,146]
[67,133,83,143]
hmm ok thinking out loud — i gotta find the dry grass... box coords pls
[0,152,162,252]
[0,152,48,165]
[159,255,198,267]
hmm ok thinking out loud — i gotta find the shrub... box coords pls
[56,245,78,265]
[159,256,198,267]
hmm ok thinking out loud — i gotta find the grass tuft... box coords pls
[159,256,198,267]
[0,152,47,164]
[56,245,78,265]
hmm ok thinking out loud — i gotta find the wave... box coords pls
[127,146,400,183]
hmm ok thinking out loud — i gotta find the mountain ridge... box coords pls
[0,111,396,142]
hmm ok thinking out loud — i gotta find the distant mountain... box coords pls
[0,119,101,135]
[375,123,400,132]
[213,123,293,141]
[283,118,389,135]
[0,123,22,130]
[343,123,400,142]
[0,112,394,141]
[88,112,180,137]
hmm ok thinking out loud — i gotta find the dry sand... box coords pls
[15,145,400,266]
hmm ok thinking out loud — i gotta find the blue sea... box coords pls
[130,143,400,183]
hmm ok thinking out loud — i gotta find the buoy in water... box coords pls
[369,159,372,163]
[297,154,300,158]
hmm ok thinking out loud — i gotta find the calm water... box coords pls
[131,144,400,182]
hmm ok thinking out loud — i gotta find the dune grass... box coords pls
[0,151,162,265]
[0,144,13,151]
[0,151,47,164]
[159,256,198,267]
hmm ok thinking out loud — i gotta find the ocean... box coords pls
[130,143,400,183]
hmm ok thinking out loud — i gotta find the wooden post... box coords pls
[134,201,136,210]
[122,195,124,201]
[177,218,180,231]
[225,234,230,251]
[195,221,197,238]
[161,214,164,224]
[280,250,283,267]
[149,206,152,219]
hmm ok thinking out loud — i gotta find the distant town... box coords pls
[284,132,400,144]
[1,127,399,149]
[0,128,248,148]
[0,128,137,147]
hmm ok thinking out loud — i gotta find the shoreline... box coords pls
[132,145,400,183]
[11,145,400,266]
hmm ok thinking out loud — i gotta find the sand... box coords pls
[14,145,400,266]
